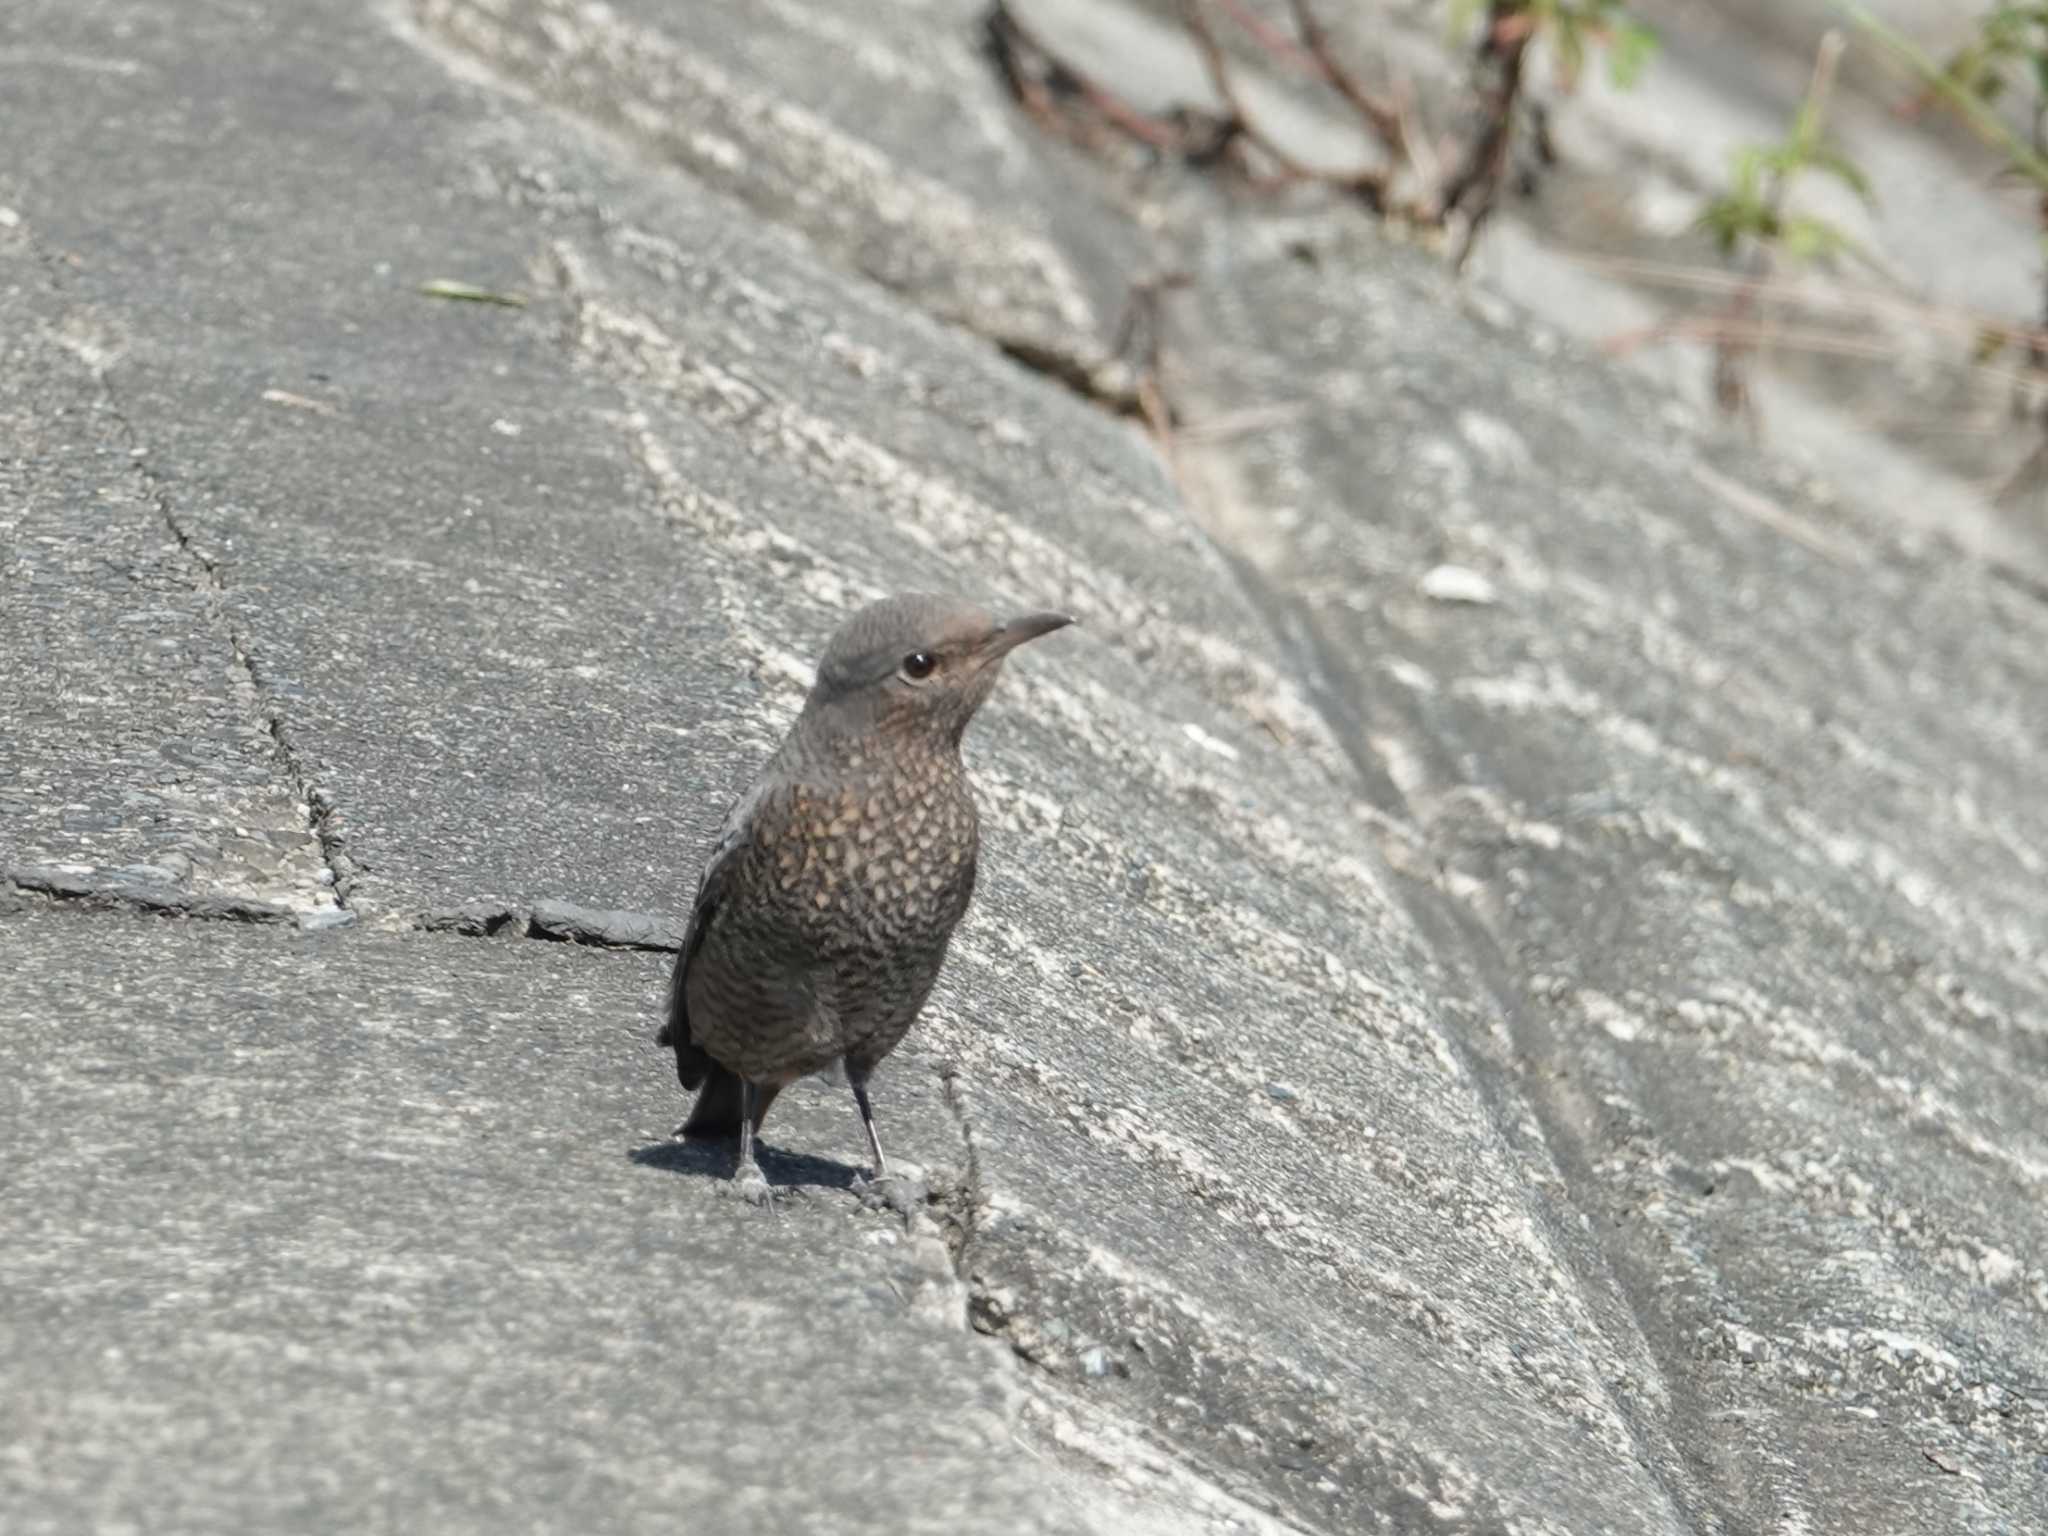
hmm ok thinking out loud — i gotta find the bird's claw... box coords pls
[852,1169,927,1218]
[724,1163,774,1206]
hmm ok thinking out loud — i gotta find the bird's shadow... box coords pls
[629,1135,862,1194]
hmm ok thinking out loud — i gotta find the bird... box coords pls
[657,592,1073,1202]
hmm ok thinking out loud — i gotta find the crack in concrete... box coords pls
[988,331,1146,418]
[4,881,689,954]
[19,231,357,917]
[7,220,352,924]
[121,456,359,915]
[421,898,682,951]
[4,865,298,925]
[1211,562,1754,1535]
[935,1063,986,1288]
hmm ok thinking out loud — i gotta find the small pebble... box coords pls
[1419,564,1499,606]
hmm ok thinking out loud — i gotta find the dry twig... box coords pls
[985,2,1196,154]
[1213,0,1319,75]
[1712,31,1846,426]
[1285,0,1409,153]
[1114,271,1193,445]
[988,1,1413,207]
[1603,313,2048,400]
[1438,4,1540,270]
[1179,0,1368,194]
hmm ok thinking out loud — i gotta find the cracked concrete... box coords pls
[0,910,1113,1536]
[0,219,344,922]
[123,384,362,918]
[3,0,2045,1532]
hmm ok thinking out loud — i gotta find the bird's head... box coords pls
[802,593,1073,750]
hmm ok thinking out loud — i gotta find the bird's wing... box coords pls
[657,785,761,1085]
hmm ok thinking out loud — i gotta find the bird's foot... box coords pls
[723,1161,774,1207]
[852,1163,928,1218]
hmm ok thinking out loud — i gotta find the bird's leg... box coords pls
[732,1079,772,1206]
[850,1073,889,1179]
[849,1073,928,1218]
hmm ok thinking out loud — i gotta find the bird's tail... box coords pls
[679,1066,782,1139]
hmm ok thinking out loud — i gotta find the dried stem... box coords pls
[1112,270,1193,371]
[983,0,1514,254]
[1112,272,1190,472]
[1182,0,1393,205]
[2001,98,2048,507]
[1285,0,1408,152]
[1439,3,1537,270]
[1213,0,1319,74]
[2027,100,2048,386]
[1711,30,1846,425]
[1217,0,1419,182]
[1178,2,1316,178]
[985,1,1197,153]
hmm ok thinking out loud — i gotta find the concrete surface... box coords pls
[2,1,2044,1533]
[0,911,1053,1535]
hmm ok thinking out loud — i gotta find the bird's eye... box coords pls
[900,651,937,681]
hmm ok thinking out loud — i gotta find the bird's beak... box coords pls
[981,610,1075,660]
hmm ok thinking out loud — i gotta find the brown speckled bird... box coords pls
[657,593,1072,1201]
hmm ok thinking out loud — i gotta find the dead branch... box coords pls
[2023,101,2048,402]
[1994,430,2048,507]
[985,1,1203,154]
[1112,270,1193,365]
[1601,312,2048,388]
[1213,0,1319,75]
[983,1,1485,246]
[1176,400,1309,442]
[1180,2,1329,181]
[1116,270,1192,443]
[1216,0,1421,183]
[1710,30,1845,428]
[1285,0,1409,155]
[1439,3,1538,270]
[986,1,1404,207]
